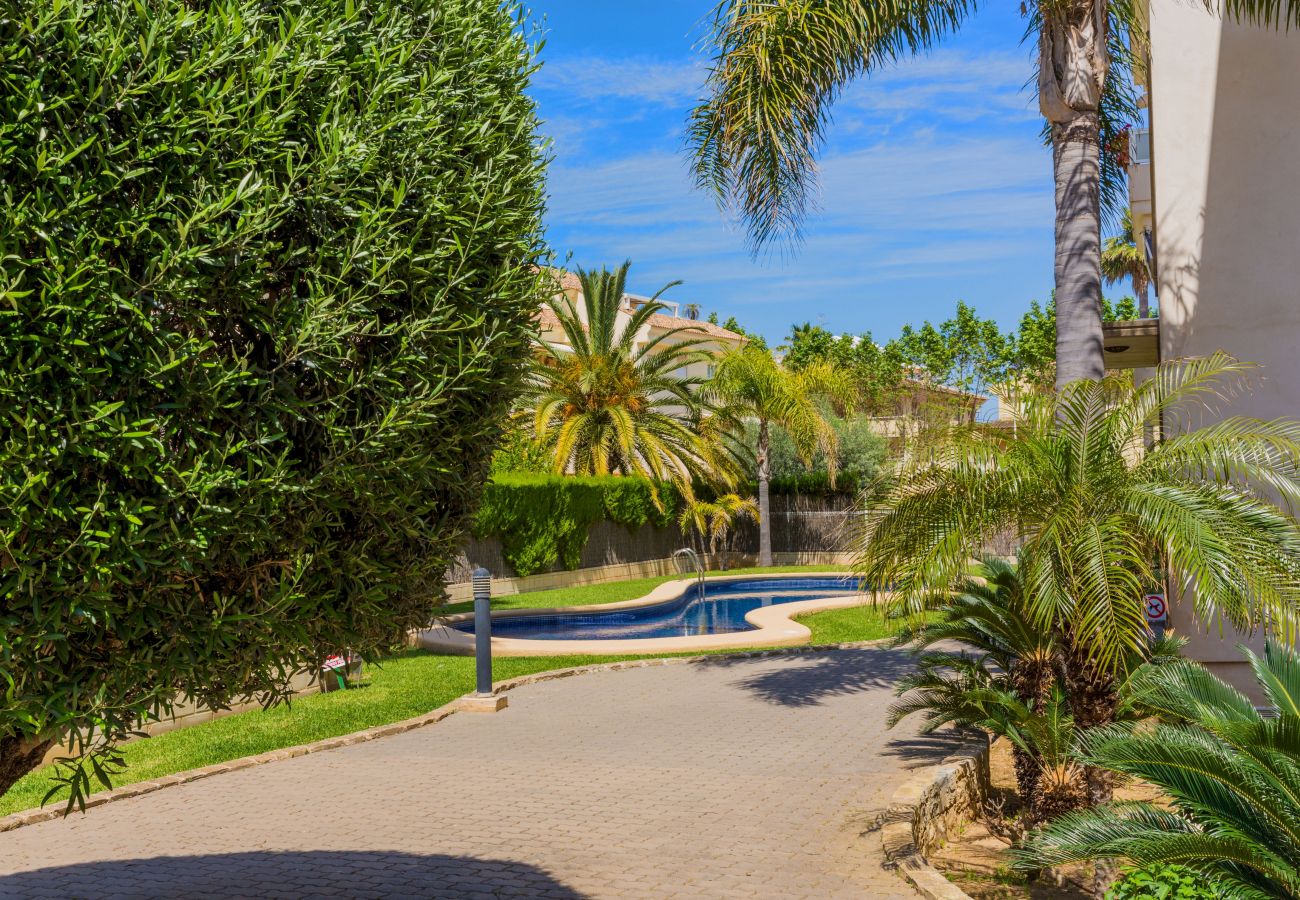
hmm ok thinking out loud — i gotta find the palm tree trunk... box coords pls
[757,419,772,566]
[1040,8,1108,389]
[1051,115,1106,388]
[1137,274,1150,319]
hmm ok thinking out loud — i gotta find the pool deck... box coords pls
[416,572,887,657]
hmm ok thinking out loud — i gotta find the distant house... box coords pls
[869,376,983,440]
[537,269,746,383]
[539,268,981,442]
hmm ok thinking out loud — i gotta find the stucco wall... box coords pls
[1148,0,1300,690]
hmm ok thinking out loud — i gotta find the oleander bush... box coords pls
[0,0,545,806]
[474,475,681,576]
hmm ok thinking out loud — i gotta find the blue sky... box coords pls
[528,2,1057,347]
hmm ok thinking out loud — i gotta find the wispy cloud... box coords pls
[534,56,703,106]
[532,18,1057,340]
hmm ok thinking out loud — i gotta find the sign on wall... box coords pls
[1144,593,1168,625]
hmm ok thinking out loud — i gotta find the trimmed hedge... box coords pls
[475,475,680,576]
[0,0,545,803]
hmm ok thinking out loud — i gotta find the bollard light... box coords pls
[472,567,493,697]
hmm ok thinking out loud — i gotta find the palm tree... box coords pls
[688,1,1294,388]
[1020,643,1300,899]
[678,493,760,568]
[890,558,1187,828]
[1102,207,1151,317]
[857,353,1300,805]
[523,262,741,490]
[710,346,853,565]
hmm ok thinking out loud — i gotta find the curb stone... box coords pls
[880,737,990,900]
[0,640,890,834]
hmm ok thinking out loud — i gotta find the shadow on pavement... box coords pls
[0,849,588,899]
[883,731,971,769]
[691,647,919,708]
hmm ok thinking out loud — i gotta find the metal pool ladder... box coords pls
[672,547,706,595]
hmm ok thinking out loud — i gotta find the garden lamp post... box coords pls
[461,567,508,712]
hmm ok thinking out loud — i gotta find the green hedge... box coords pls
[0,0,545,802]
[475,476,680,576]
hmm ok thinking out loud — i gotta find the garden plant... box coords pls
[1023,644,1300,899]
[858,353,1300,816]
[0,0,545,806]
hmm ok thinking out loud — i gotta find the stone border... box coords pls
[0,640,887,835]
[880,737,990,900]
[419,571,885,657]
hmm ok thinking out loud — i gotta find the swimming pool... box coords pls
[451,576,860,641]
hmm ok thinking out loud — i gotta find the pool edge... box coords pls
[416,572,890,657]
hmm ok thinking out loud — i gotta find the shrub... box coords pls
[475,475,680,576]
[1106,865,1223,900]
[749,413,887,492]
[0,0,545,805]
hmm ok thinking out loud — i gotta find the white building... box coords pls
[1113,0,1300,692]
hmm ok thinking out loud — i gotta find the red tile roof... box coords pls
[644,313,744,342]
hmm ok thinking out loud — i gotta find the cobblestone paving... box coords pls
[0,648,960,899]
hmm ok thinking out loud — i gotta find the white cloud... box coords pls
[536,44,1057,338]
[534,56,703,106]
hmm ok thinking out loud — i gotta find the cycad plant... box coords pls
[523,262,742,490]
[688,1,1295,387]
[1021,643,1300,899]
[860,353,1300,804]
[710,346,854,564]
[890,559,1061,806]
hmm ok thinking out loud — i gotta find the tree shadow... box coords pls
[688,647,919,708]
[881,731,971,770]
[0,849,588,899]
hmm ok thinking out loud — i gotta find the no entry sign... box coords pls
[1144,593,1168,624]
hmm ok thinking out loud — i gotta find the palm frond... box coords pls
[689,0,972,252]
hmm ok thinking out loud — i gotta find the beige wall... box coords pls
[1146,0,1300,691]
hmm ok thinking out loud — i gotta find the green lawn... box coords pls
[1,564,904,817]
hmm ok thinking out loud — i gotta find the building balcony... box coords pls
[1103,318,1160,369]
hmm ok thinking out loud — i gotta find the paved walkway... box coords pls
[0,648,960,899]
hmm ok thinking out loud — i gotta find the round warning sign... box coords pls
[1143,594,1167,624]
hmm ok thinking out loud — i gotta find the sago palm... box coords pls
[710,345,853,565]
[858,353,1300,801]
[1101,206,1150,317]
[894,561,1076,821]
[523,262,741,489]
[688,0,1295,387]
[1021,643,1300,899]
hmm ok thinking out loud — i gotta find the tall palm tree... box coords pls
[523,262,742,490]
[688,1,1295,388]
[710,346,853,565]
[1021,643,1300,899]
[1101,207,1150,317]
[856,353,1300,803]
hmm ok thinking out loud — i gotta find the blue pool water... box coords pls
[453,577,860,640]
